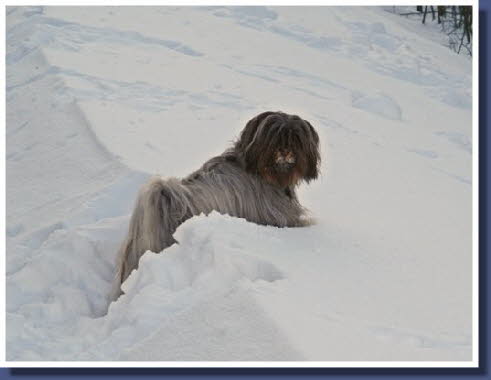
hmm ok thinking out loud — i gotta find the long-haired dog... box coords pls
[110,111,320,301]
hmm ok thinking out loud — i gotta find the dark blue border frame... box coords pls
[2,3,489,379]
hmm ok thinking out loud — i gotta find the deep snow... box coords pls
[6,6,473,362]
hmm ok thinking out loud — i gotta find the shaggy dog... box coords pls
[110,111,320,300]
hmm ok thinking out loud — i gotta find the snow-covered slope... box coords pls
[6,6,473,362]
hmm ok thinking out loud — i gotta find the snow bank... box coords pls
[7,211,471,361]
[7,212,300,361]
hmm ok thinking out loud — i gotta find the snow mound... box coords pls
[122,212,284,298]
[7,212,302,361]
[7,210,472,361]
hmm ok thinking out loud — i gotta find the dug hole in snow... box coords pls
[6,6,472,361]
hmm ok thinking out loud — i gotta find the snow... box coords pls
[6,6,473,362]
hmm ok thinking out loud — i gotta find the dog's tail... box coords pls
[109,176,190,302]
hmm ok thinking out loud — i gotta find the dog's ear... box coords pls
[237,111,278,173]
[305,120,320,146]
[302,120,321,182]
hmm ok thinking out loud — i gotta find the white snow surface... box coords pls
[6,6,473,362]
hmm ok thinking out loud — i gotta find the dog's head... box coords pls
[236,111,320,188]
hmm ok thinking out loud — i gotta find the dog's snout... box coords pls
[275,150,296,165]
[275,156,296,173]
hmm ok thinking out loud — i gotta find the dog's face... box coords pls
[236,111,321,188]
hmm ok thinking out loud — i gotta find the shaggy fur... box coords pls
[110,111,320,301]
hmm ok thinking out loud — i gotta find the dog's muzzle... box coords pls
[274,150,296,173]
